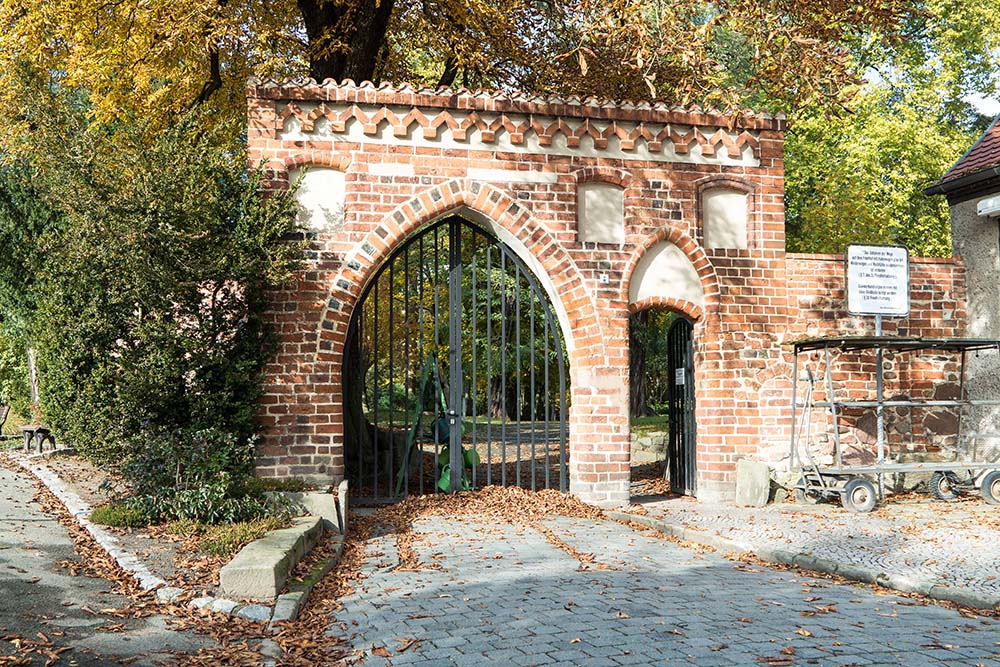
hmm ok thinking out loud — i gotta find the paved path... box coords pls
[0,466,209,666]
[638,495,1000,601]
[333,515,1000,666]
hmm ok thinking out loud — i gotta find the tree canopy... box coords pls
[0,0,928,135]
[786,0,1000,256]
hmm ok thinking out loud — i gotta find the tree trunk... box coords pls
[437,56,459,87]
[487,375,518,420]
[629,311,650,418]
[297,0,398,84]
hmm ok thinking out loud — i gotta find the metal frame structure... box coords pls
[790,336,1000,511]
[666,318,696,495]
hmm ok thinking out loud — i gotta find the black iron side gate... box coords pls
[667,317,696,495]
[344,216,569,500]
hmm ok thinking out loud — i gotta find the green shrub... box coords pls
[90,501,150,528]
[0,83,301,479]
[199,517,287,558]
[239,476,313,495]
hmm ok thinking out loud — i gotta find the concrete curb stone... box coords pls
[608,509,1000,612]
[11,451,347,632]
[268,531,346,630]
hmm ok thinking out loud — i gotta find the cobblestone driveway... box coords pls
[333,515,999,666]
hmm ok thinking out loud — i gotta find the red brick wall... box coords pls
[246,79,966,504]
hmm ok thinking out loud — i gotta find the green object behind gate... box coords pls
[393,352,477,495]
[394,353,448,495]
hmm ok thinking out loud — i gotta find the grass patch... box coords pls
[198,516,287,558]
[631,415,669,435]
[164,518,206,538]
[90,500,150,528]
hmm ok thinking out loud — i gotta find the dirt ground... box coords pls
[35,454,222,595]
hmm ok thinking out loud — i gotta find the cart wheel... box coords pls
[980,471,1000,506]
[841,477,877,513]
[795,477,822,504]
[930,471,960,501]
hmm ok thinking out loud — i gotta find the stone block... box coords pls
[735,459,770,507]
[155,586,184,603]
[270,592,304,626]
[219,516,323,601]
[281,491,340,532]
[236,603,273,623]
[211,598,239,614]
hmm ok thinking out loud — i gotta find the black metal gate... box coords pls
[667,318,696,495]
[343,216,569,499]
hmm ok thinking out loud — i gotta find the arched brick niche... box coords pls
[696,174,758,250]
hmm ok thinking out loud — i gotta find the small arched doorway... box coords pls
[343,216,569,500]
[628,310,697,497]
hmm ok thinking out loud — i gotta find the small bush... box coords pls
[199,517,286,558]
[90,501,150,528]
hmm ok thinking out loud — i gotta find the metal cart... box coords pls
[789,336,1000,512]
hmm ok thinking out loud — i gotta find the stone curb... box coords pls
[606,510,1000,612]
[12,452,347,630]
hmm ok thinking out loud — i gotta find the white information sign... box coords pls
[846,244,910,317]
[674,368,686,385]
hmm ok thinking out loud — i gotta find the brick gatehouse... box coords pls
[247,79,964,505]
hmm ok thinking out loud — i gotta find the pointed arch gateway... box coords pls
[343,214,570,499]
[627,232,714,497]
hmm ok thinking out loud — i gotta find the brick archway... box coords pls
[628,297,704,323]
[306,179,633,504]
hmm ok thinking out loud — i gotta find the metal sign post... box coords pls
[845,244,910,498]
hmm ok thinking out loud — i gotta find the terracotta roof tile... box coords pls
[941,114,1000,182]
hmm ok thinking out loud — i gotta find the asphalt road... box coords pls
[0,465,210,666]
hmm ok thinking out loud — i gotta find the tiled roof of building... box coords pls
[246,77,786,130]
[941,114,1000,182]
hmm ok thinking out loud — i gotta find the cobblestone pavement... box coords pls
[636,495,1000,600]
[332,515,999,666]
[0,466,210,666]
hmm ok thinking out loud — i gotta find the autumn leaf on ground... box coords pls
[395,638,423,653]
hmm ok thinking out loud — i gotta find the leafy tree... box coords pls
[0,159,63,419]
[785,0,1000,255]
[785,84,983,257]
[0,0,924,139]
[0,79,301,499]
